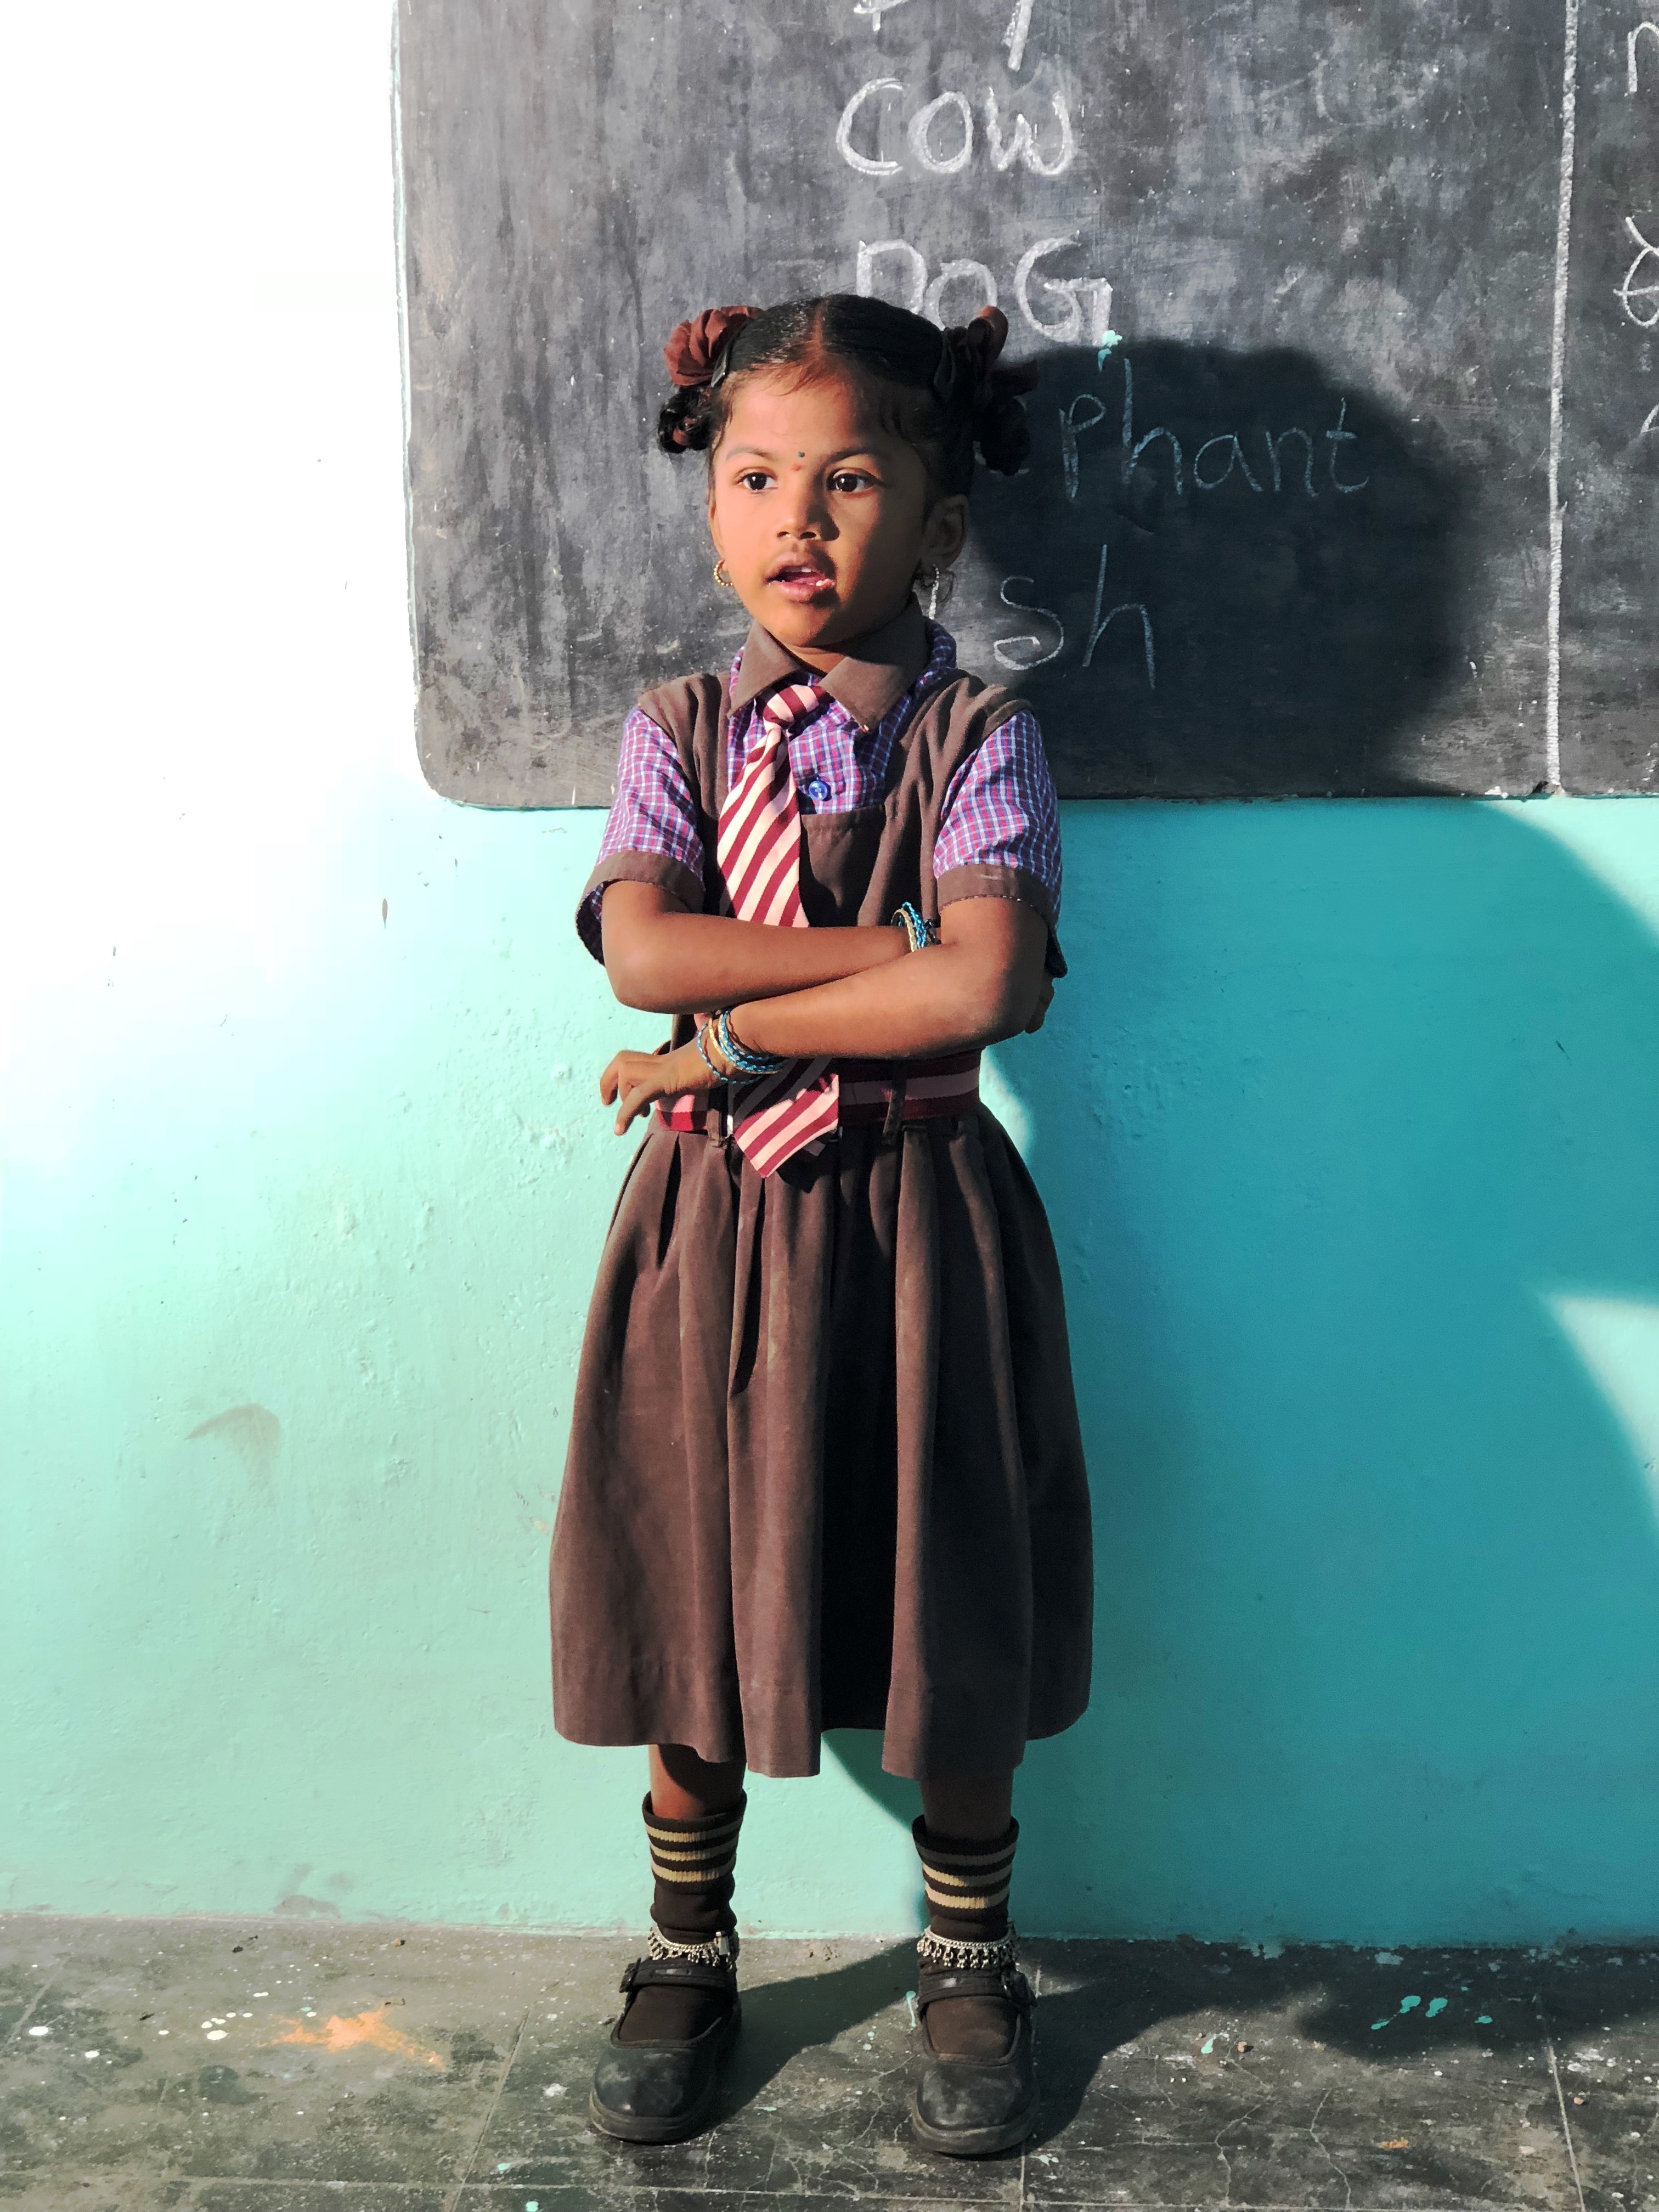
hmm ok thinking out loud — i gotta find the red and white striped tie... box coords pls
[714,679,840,1177]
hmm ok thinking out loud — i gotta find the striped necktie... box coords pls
[713,679,840,1176]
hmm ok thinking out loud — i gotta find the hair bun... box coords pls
[663,305,756,391]
[959,305,1011,377]
[938,306,1038,475]
[940,308,1040,403]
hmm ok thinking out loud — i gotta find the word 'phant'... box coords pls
[1060,359,1371,502]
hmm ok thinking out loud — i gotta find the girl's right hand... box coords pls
[600,1037,721,1135]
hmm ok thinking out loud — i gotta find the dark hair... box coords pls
[656,294,1036,494]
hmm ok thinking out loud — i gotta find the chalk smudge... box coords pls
[270,2008,445,2069]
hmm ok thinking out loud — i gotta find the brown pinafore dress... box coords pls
[550,608,1093,1780]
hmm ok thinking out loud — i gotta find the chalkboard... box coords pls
[394,0,1656,800]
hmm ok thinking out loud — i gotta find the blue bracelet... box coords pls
[890,901,940,953]
[714,1007,787,1076]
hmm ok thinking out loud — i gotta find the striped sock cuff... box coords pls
[912,1816,1019,1926]
[642,1793,747,1893]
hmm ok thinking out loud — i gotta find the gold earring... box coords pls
[713,558,733,589]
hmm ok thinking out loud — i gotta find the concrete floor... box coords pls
[3,1916,1657,2210]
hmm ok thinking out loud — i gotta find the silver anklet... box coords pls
[646,1925,740,1969]
[916,1922,1018,1974]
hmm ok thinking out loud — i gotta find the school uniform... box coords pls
[550,599,1092,1781]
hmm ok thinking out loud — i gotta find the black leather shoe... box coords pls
[588,1955,741,2144]
[909,1962,1039,2157]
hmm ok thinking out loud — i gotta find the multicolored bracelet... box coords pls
[890,901,941,954]
[713,1007,787,1077]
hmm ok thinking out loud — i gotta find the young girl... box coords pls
[550,294,1093,2157]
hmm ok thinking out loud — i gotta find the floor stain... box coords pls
[270,2007,446,2069]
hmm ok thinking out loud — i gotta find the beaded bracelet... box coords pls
[890,900,941,954]
[714,1006,787,1077]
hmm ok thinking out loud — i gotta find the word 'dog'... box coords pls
[857,236,1115,347]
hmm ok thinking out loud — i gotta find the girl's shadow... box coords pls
[716,1934,1153,2146]
[720,1938,918,2109]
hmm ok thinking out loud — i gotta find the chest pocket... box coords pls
[797,807,889,928]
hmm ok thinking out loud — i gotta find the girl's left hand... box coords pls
[600,1038,721,1134]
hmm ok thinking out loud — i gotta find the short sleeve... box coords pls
[936,703,1062,883]
[576,710,706,961]
[932,710,1066,977]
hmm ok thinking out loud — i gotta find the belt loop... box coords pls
[882,1073,908,1141]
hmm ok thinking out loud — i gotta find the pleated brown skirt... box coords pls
[549,1106,1093,1779]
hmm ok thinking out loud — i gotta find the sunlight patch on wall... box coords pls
[1516,809,1659,946]
[979,1048,1034,1157]
[1549,1295,1659,1521]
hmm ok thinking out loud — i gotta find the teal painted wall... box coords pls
[5,1,1659,1945]
[7,792,1659,1943]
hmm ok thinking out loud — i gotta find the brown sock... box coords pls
[912,1816,1020,2060]
[615,1792,745,2046]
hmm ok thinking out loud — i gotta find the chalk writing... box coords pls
[1014,236,1113,343]
[836,78,1077,178]
[1617,215,1659,326]
[1059,391,1107,499]
[852,0,912,31]
[1058,359,1368,501]
[838,79,903,176]
[984,90,1075,176]
[1002,0,1036,74]
[993,576,1065,669]
[857,236,927,309]
[1325,398,1370,492]
[1629,20,1658,91]
[1118,359,1181,493]
[910,91,974,174]
[1084,545,1155,687]
[1263,425,1318,496]
[840,0,1141,707]
[926,258,998,322]
[1193,433,1264,492]
[856,235,1113,343]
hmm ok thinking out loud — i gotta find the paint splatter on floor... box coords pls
[270,2007,445,2068]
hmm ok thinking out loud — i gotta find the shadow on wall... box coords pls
[950,340,1477,797]
[831,804,1659,1939]
[825,337,1659,1939]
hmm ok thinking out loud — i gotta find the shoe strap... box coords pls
[619,1954,737,1997]
[916,1963,1033,2013]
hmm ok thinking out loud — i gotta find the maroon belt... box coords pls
[835,1051,981,1131]
[659,1051,980,1139]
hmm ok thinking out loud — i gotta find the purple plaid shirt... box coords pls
[579,623,1061,959]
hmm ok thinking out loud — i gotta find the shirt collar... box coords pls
[729,598,937,731]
